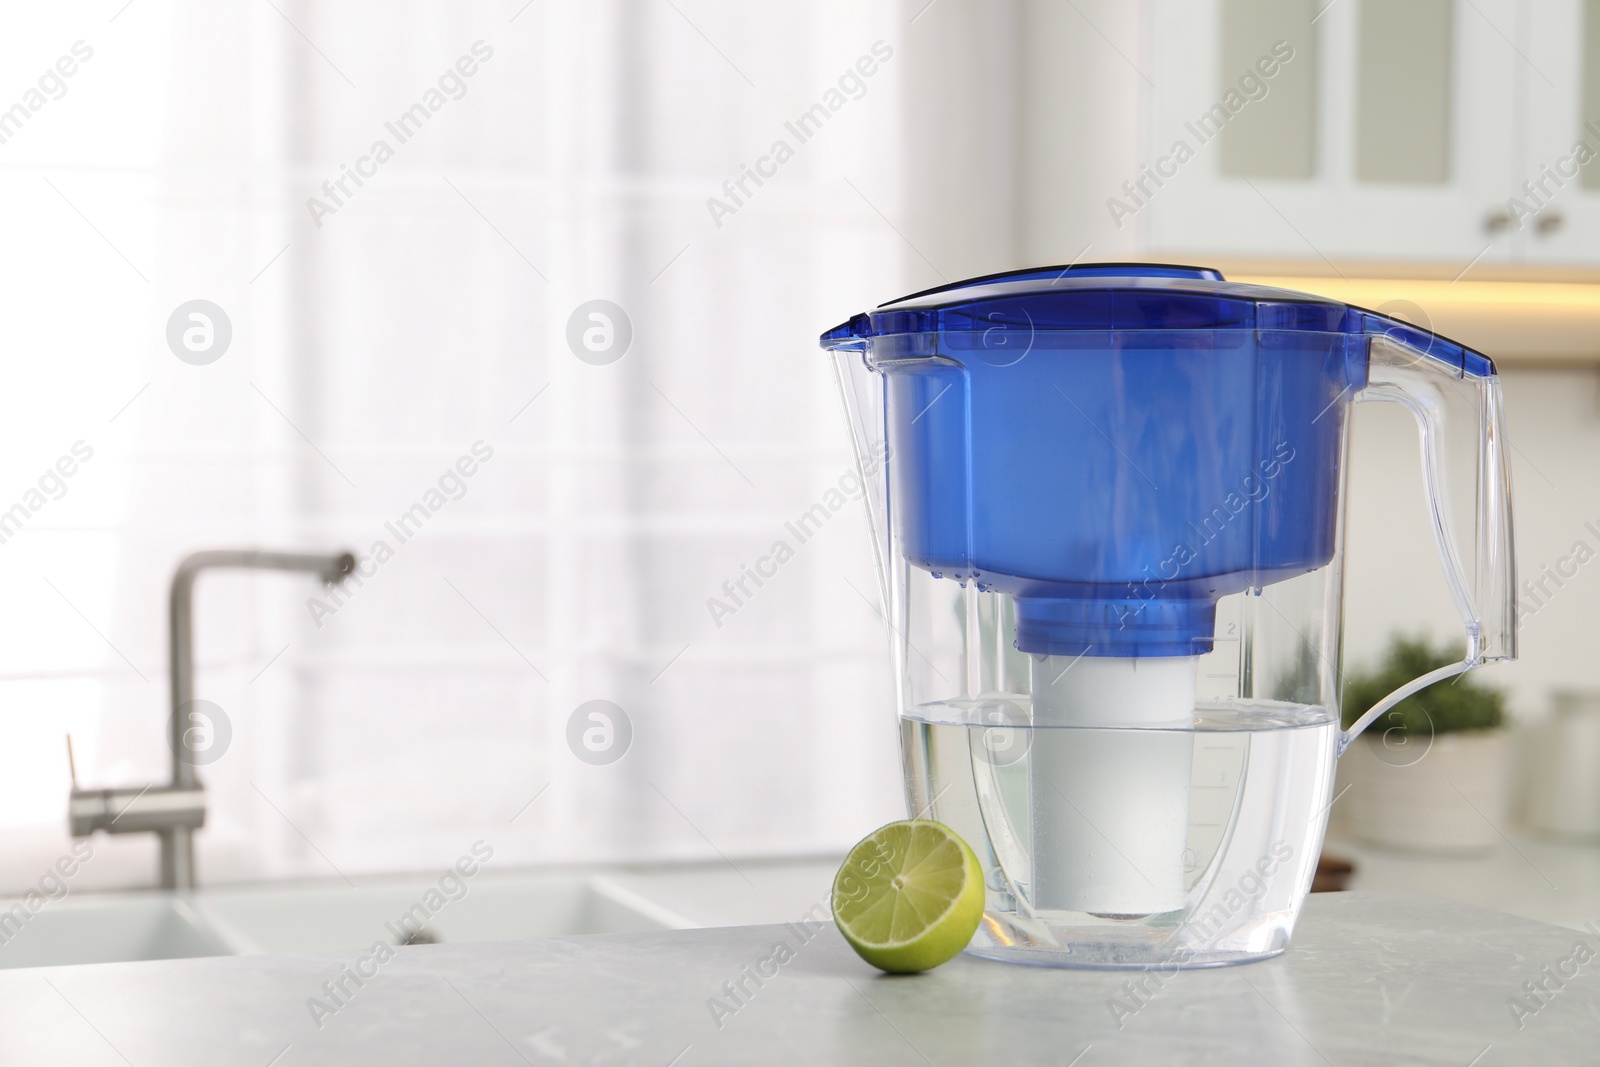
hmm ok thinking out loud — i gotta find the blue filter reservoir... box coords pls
[821,264,1384,660]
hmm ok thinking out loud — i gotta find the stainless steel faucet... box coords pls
[70,549,354,890]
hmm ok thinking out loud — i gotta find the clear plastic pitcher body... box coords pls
[822,264,1515,968]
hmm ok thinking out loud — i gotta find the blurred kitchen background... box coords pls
[4,0,1600,928]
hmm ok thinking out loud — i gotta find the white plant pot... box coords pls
[1525,691,1600,840]
[1338,729,1509,854]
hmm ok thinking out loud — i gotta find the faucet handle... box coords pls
[70,785,206,838]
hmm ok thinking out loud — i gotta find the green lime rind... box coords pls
[831,819,985,973]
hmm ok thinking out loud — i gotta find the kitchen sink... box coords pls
[192,873,692,954]
[0,873,693,970]
[0,894,233,969]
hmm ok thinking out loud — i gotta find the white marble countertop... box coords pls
[1325,832,1600,933]
[2,891,1597,1065]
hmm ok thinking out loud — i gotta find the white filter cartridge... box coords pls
[1028,655,1196,916]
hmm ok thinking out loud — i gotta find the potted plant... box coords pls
[1335,635,1509,854]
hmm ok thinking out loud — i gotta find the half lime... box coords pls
[832,820,985,973]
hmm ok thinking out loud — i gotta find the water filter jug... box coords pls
[821,264,1516,967]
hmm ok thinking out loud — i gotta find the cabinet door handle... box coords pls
[1537,210,1565,235]
[1482,208,1512,234]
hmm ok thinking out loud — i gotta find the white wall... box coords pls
[896,0,1151,279]
[1014,0,1148,262]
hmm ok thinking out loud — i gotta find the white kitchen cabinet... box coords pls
[1520,0,1600,264]
[1143,0,1600,268]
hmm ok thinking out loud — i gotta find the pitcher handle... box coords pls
[1338,318,1517,756]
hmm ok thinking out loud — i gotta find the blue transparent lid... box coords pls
[821,263,1496,378]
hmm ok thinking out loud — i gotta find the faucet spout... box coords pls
[169,550,354,790]
[69,548,355,892]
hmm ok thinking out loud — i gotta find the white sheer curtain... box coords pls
[0,0,952,889]
[1,0,1148,891]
